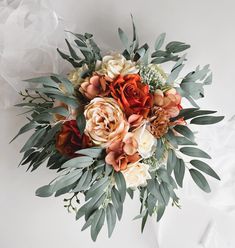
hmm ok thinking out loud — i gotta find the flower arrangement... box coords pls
[12,17,224,241]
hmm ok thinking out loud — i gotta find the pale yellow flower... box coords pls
[84,97,129,147]
[99,53,139,79]
[68,64,89,88]
[122,161,151,189]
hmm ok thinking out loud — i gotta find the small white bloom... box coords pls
[68,64,89,87]
[100,53,139,79]
[122,161,151,190]
[133,123,157,159]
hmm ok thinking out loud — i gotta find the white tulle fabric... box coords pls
[1,1,235,247]
[0,0,70,108]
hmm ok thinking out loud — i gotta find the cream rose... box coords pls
[84,97,129,147]
[122,161,151,189]
[68,64,89,88]
[100,53,139,79]
[133,123,157,158]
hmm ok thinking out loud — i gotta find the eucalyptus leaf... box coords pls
[174,125,195,141]
[76,113,86,135]
[36,185,54,197]
[190,116,224,125]
[174,158,185,187]
[180,147,211,159]
[106,203,116,238]
[118,28,129,51]
[114,172,126,202]
[155,33,166,50]
[61,156,94,168]
[91,208,105,241]
[189,169,211,193]
[190,160,220,180]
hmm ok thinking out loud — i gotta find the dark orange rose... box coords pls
[109,74,152,118]
[56,120,90,157]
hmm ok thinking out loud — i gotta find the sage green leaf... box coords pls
[155,138,165,159]
[189,169,211,193]
[190,116,224,125]
[76,113,86,135]
[40,122,62,147]
[156,205,166,221]
[166,41,190,53]
[54,183,76,197]
[10,121,39,143]
[190,160,220,180]
[42,106,69,117]
[53,170,82,191]
[165,129,178,148]
[81,212,95,231]
[91,208,105,241]
[127,188,134,199]
[57,48,81,68]
[157,167,171,184]
[180,147,211,159]
[141,211,148,233]
[51,74,74,95]
[61,156,94,168]
[155,33,166,50]
[114,172,126,202]
[147,194,157,215]
[36,185,54,197]
[76,148,103,158]
[72,170,92,192]
[159,182,170,205]
[166,54,186,84]
[118,28,129,51]
[175,136,197,146]
[183,110,217,120]
[180,82,204,100]
[106,203,116,238]
[174,158,185,187]
[86,177,109,200]
[24,76,59,88]
[31,87,63,96]
[174,125,195,141]
[204,73,212,85]
[167,149,177,174]
[111,187,123,220]
[50,94,79,108]
[65,39,80,60]
[20,128,46,153]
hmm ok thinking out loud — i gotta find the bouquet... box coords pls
[12,17,224,241]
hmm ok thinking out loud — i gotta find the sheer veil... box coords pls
[0,0,70,109]
[1,1,235,246]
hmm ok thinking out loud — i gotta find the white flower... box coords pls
[100,53,139,79]
[133,123,157,159]
[122,161,151,189]
[68,64,89,87]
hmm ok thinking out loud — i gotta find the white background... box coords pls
[1,0,235,248]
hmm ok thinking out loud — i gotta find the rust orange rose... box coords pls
[56,120,91,157]
[110,74,152,118]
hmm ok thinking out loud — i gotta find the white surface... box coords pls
[1,0,235,247]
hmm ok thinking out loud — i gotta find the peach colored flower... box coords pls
[84,97,129,147]
[154,88,182,118]
[105,132,140,172]
[128,114,144,128]
[79,74,112,100]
